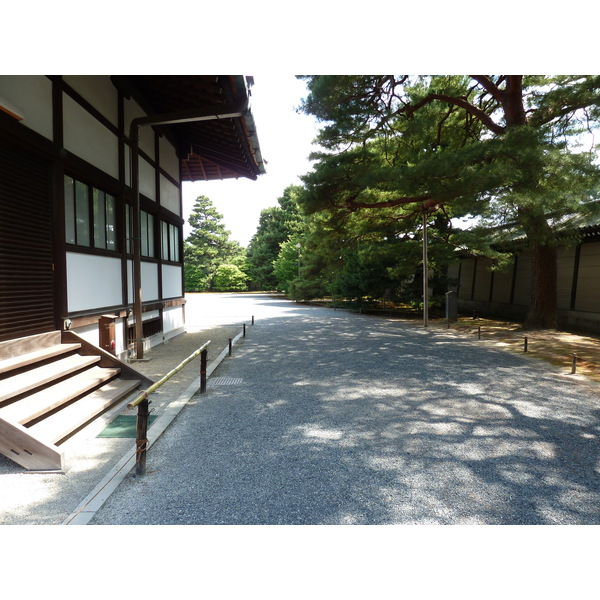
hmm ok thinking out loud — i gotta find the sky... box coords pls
[182,76,322,247]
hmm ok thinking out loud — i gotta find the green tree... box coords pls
[184,195,245,291]
[246,185,304,289]
[272,237,302,292]
[212,264,248,292]
[300,75,600,328]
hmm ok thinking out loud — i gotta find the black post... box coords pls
[228,338,232,356]
[135,398,149,476]
[252,315,255,325]
[524,336,528,353]
[243,323,246,337]
[200,348,208,392]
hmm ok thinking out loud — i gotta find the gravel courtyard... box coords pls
[90,294,600,525]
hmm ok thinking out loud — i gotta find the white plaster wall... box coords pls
[63,94,119,179]
[114,318,126,356]
[140,156,156,201]
[122,121,157,202]
[0,75,53,140]
[159,136,180,181]
[163,306,185,339]
[160,174,180,215]
[124,97,155,158]
[67,253,122,312]
[62,76,118,126]
[162,264,183,298]
[72,322,101,348]
[143,309,160,321]
[126,260,160,303]
[143,261,159,301]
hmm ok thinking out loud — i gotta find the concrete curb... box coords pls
[62,330,245,525]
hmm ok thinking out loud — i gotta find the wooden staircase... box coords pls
[0,331,152,471]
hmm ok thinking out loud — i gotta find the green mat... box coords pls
[97,414,157,438]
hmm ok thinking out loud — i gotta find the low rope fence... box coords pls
[127,340,210,476]
[456,320,596,379]
[127,316,255,476]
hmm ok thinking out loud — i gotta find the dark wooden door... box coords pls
[0,138,55,342]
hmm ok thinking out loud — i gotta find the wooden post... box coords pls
[524,336,528,353]
[200,348,208,392]
[135,398,149,476]
[571,353,578,374]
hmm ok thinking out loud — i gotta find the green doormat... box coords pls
[97,414,158,438]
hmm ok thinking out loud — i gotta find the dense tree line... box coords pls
[185,76,600,330]
[245,185,304,290]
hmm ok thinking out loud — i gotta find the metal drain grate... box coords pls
[208,377,244,387]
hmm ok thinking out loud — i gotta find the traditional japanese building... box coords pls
[0,75,265,358]
[0,75,264,470]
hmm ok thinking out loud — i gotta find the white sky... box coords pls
[182,76,322,247]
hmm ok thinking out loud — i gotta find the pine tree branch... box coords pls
[470,75,504,103]
[344,194,437,210]
[404,93,506,135]
[531,94,600,127]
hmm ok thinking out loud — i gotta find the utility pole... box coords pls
[296,242,301,277]
[422,211,429,327]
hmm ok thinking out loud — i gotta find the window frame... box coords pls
[161,219,181,263]
[65,175,118,253]
[125,204,157,259]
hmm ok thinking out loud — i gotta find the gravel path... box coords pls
[90,295,600,525]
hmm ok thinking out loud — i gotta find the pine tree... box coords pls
[299,75,600,328]
[184,195,246,292]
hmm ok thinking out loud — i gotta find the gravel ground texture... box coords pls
[89,294,600,525]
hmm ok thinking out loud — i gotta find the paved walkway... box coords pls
[89,295,600,525]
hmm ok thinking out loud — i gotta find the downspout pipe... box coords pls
[129,100,248,359]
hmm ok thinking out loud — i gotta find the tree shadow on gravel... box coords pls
[194,310,600,525]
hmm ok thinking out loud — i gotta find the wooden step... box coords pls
[0,416,64,471]
[0,343,82,375]
[0,331,62,361]
[28,378,142,445]
[0,366,121,425]
[0,354,100,403]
